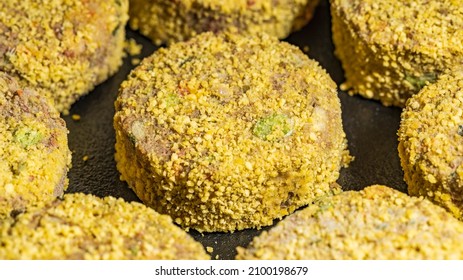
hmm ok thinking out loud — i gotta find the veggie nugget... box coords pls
[237,185,463,260]
[0,72,71,220]
[129,0,320,45]
[398,69,463,220]
[331,0,463,107]
[0,193,210,260]
[114,32,351,232]
[0,0,129,114]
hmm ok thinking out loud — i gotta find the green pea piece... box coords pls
[253,114,293,141]
[14,127,43,149]
[127,133,137,145]
[165,93,180,107]
[458,125,463,136]
[405,72,437,91]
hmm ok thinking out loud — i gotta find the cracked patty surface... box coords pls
[0,193,209,260]
[114,32,351,232]
[0,71,71,220]
[236,185,463,260]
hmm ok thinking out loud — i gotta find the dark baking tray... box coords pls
[63,0,406,260]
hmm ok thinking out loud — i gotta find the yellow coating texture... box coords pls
[0,193,210,260]
[129,0,320,45]
[398,70,463,220]
[0,0,129,114]
[0,72,71,220]
[114,32,351,232]
[331,0,463,107]
[237,185,463,260]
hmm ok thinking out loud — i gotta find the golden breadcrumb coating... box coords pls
[0,0,129,113]
[237,185,463,260]
[0,193,210,260]
[0,71,71,220]
[331,0,463,107]
[129,0,320,45]
[399,69,463,220]
[114,32,351,232]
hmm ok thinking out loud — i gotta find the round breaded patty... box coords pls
[129,0,320,46]
[236,185,463,260]
[0,193,209,260]
[0,72,71,220]
[398,70,463,220]
[331,0,463,107]
[114,32,351,232]
[0,0,129,114]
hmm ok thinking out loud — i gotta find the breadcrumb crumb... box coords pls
[124,38,143,56]
[71,114,81,121]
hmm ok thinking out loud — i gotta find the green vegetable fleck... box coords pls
[179,56,195,68]
[405,72,437,91]
[165,93,180,107]
[128,133,137,145]
[111,23,121,36]
[11,161,27,176]
[458,125,463,136]
[14,127,43,148]
[318,201,333,212]
[253,114,293,141]
[129,245,139,256]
